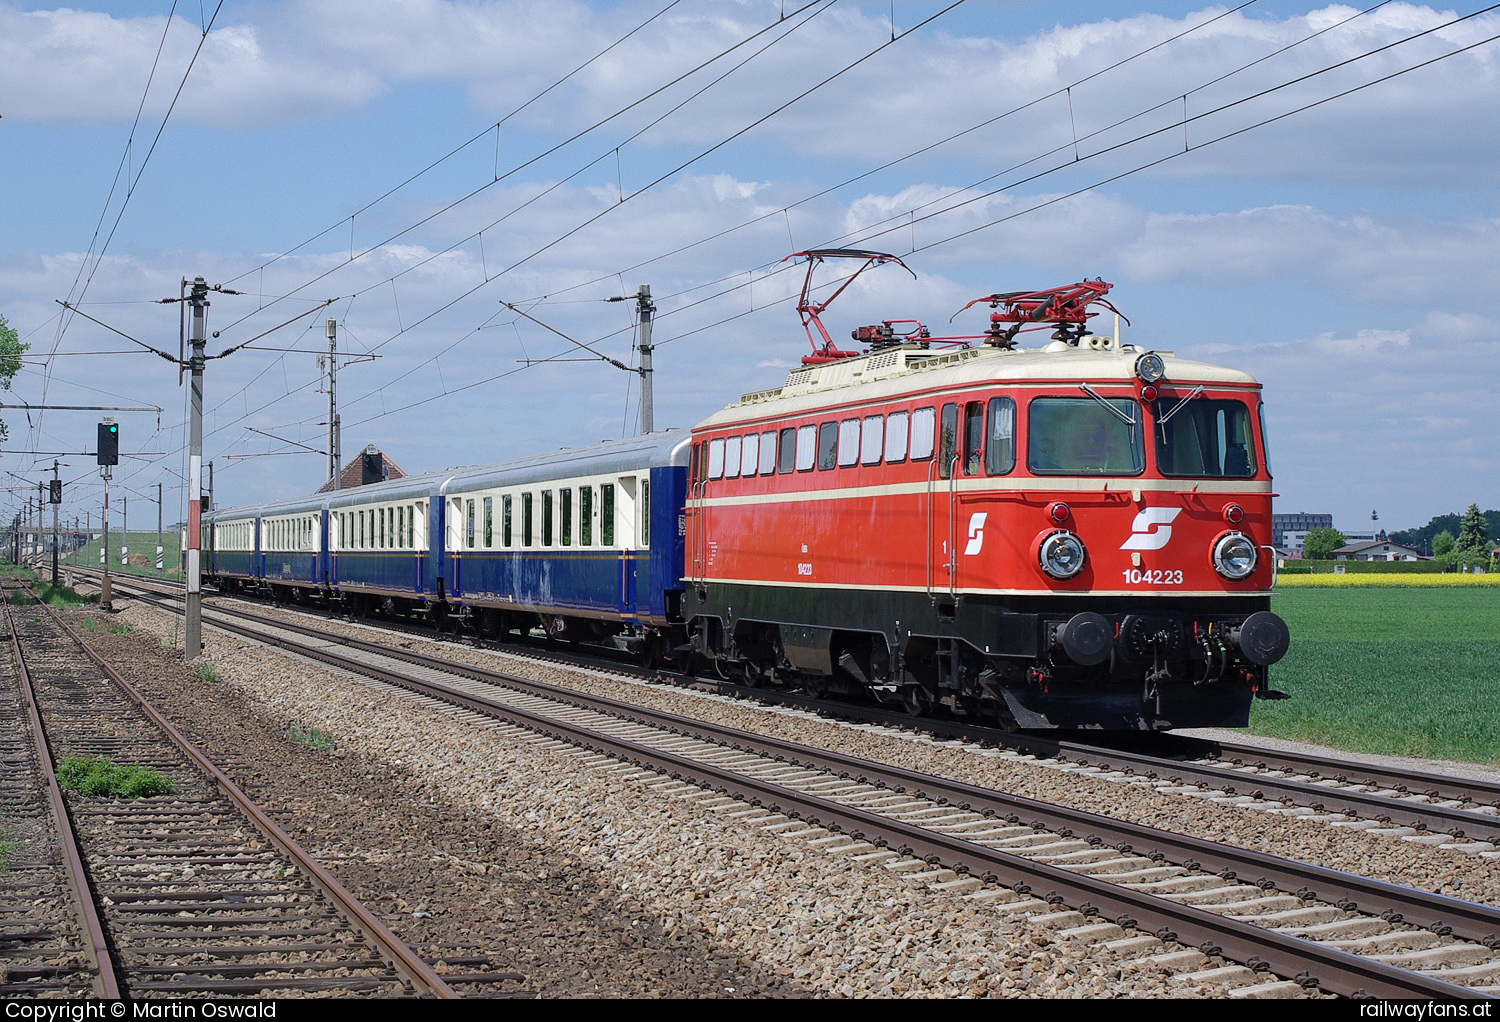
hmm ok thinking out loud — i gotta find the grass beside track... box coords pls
[1255,588,1500,765]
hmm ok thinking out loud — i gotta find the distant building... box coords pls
[1273,512,1333,554]
[315,445,407,494]
[1332,539,1424,562]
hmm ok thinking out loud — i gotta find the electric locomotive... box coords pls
[680,252,1288,729]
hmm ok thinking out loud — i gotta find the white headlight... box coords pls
[1039,530,1086,580]
[1134,351,1166,383]
[1213,532,1258,580]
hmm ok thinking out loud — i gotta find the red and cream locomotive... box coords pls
[681,251,1289,729]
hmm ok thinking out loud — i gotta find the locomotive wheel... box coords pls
[902,685,934,718]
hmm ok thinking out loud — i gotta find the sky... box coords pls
[0,0,1496,535]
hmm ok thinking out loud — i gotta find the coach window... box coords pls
[640,478,651,547]
[562,488,573,546]
[522,493,534,547]
[885,410,909,463]
[483,497,493,548]
[502,496,513,547]
[964,402,985,476]
[986,397,1016,475]
[359,512,366,549]
[777,427,796,474]
[601,484,615,546]
[580,486,593,546]
[741,434,758,478]
[861,415,884,466]
[795,424,816,471]
[938,403,959,478]
[707,438,725,480]
[464,500,474,549]
[837,418,860,468]
[542,491,554,547]
[759,431,777,475]
[724,436,741,479]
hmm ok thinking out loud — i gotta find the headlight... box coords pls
[1134,351,1166,383]
[1212,531,1258,580]
[1039,530,1086,580]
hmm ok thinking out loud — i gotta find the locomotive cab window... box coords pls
[986,397,1016,475]
[1028,397,1143,475]
[938,403,958,478]
[1154,397,1257,478]
[963,402,984,475]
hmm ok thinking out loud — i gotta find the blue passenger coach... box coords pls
[441,430,691,638]
[202,430,692,642]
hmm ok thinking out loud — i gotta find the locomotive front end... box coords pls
[953,345,1289,729]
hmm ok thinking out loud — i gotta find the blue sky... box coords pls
[0,0,1496,535]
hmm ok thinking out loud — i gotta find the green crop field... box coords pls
[60,532,182,576]
[1255,588,1500,765]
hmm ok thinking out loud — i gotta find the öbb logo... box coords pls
[1120,507,1182,551]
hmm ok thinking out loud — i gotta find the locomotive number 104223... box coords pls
[1121,568,1184,585]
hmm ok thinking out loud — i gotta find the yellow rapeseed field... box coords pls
[1276,572,1500,588]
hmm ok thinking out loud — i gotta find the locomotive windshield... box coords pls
[1153,397,1257,478]
[1028,397,1143,475]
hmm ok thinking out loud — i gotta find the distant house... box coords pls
[314,445,407,494]
[1332,539,1424,562]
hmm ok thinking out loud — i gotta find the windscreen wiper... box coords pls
[1078,383,1136,426]
[1155,385,1205,438]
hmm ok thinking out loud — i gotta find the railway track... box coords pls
[96,573,1500,998]
[86,569,1500,854]
[0,577,464,998]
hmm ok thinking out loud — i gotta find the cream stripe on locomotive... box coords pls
[692,575,1253,599]
[690,475,1271,509]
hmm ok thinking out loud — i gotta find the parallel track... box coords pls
[0,577,461,998]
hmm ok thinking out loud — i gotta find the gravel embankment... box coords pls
[90,599,1281,998]
[215,601,1500,912]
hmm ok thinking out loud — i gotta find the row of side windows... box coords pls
[214,520,255,552]
[697,399,1018,481]
[451,477,650,552]
[262,515,319,553]
[335,503,427,552]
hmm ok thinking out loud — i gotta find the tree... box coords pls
[1433,530,1456,558]
[0,315,27,445]
[1453,503,1491,564]
[1302,527,1347,561]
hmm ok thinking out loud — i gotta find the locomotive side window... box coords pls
[938,403,958,478]
[1154,398,1257,478]
[861,415,884,466]
[910,406,935,460]
[740,435,759,478]
[964,402,984,475]
[817,422,838,470]
[1259,402,1272,477]
[601,484,615,546]
[724,436,741,479]
[759,431,777,475]
[1028,397,1143,475]
[795,424,816,471]
[542,491,554,546]
[778,427,796,474]
[580,486,593,546]
[986,397,1016,475]
[522,493,533,547]
[707,438,725,479]
[837,418,860,467]
[884,410,909,463]
[502,495,513,548]
[689,443,700,484]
